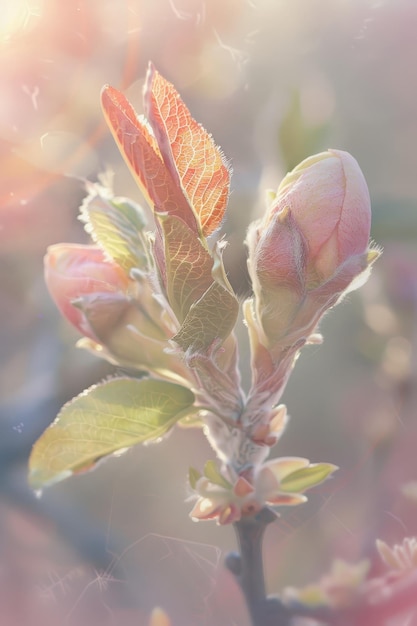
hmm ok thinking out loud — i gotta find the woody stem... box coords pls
[226,508,291,626]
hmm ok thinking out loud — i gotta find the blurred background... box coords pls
[1,0,417,624]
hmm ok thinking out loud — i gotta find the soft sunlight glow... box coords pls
[0,0,41,43]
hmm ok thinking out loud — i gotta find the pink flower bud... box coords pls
[45,244,192,381]
[270,149,371,285]
[44,244,129,339]
[247,150,377,348]
[242,151,379,431]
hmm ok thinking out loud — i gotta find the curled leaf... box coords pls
[80,183,149,272]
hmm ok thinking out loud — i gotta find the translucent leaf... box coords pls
[257,458,309,502]
[173,282,239,353]
[145,64,230,236]
[101,86,198,235]
[80,185,148,272]
[280,463,337,493]
[203,460,231,489]
[161,215,214,321]
[264,457,310,482]
[265,493,307,506]
[178,411,204,428]
[188,467,201,490]
[29,378,195,489]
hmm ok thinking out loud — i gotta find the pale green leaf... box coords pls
[29,378,195,489]
[188,467,201,490]
[173,282,239,353]
[204,460,232,489]
[263,457,310,483]
[161,215,214,322]
[178,409,204,428]
[280,463,337,493]
[80,184,149,272]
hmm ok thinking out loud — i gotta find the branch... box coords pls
[226,508,292,626]
[226,505,417,626]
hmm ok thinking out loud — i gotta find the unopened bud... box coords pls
[247,149,378,347]
[44,244,129,340]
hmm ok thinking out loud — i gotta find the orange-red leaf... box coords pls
[144,64,230,236]
[101,85,198,235]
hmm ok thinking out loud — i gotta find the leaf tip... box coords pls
[146,60,157,79]
[144,62,157,109]
[28,467,73,491]
[100,84,112,105]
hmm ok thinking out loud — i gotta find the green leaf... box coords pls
[280,463,337,494]
[188,467,201,490]
[203,460,232,489]
[29,378,195,489]
[80,183,149,272]
[161,215,214,322]
[178,409,204,428]
[173,281,239,353]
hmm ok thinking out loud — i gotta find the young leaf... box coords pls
[101,86,199,235]
[188,467,202,490]
[279,463,337,494]
[203,460,232,489]
[160,215,214,321]
[29,378,195,489]
[144,64,230,236]
[80,184,149,272]
[173,281,239,353]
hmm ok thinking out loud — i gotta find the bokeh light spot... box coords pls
[0,0,42,43]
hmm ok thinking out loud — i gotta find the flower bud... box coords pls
[189,455,336,524]
[247,149,377,347]
[45,243,193,381]
[44,243,129,340]
[274,149,371,283]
